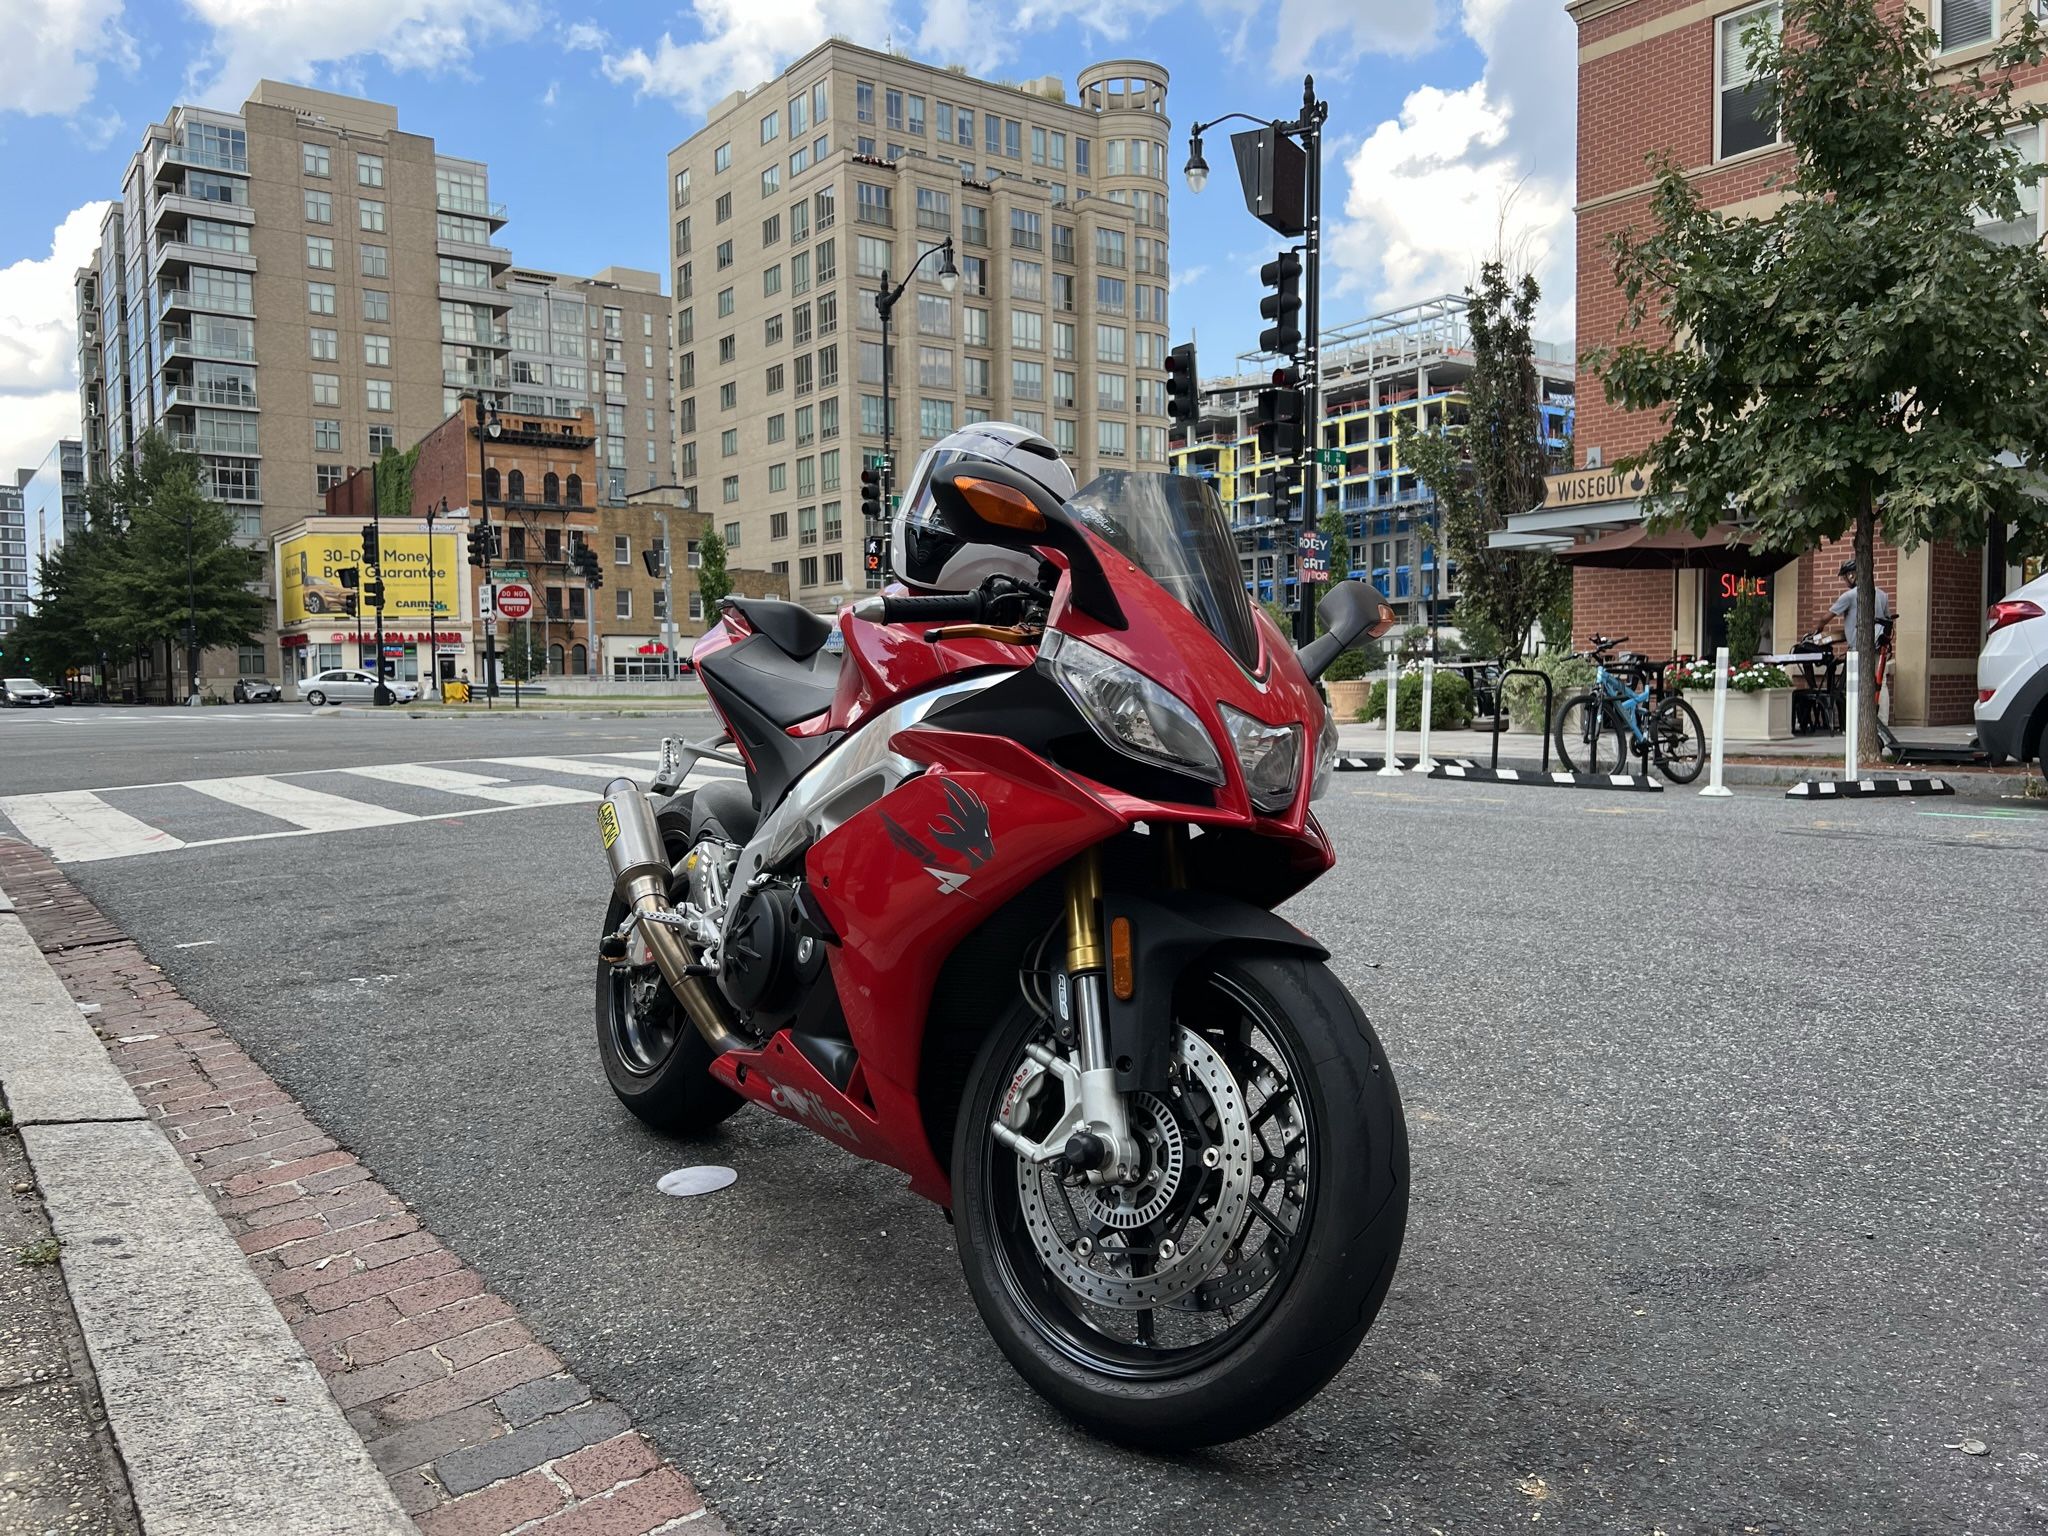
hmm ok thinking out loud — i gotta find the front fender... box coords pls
[1100,890,1329,1095]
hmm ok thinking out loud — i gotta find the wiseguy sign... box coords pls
[1543,466,1647,508]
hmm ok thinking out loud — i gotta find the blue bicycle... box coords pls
[1552,636,1705,783]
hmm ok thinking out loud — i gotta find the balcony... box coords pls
[161,329,256,365]
[160,286,253,317]
[166,382,258,412]
[438,282,511,308]
[155,190,253,224]
[158,143,248,177]
[200,470,262,504]
[442,369,510,389]
[437,196,509,227]
[436,233,513,268]
[152,240,256,279]
[165,429,260,457]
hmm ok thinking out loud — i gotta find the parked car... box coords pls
[1976,569,2048,777]
[2,677,58,708]
[234,677,283,703]
[299,669,419,706]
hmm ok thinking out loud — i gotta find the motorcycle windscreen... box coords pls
[1064,471,1263,673]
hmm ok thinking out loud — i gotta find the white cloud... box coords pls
[583,0,894,115]
[1169,264,1209,293]
[1272,0,1445,77]
[0,202,108,479]
[0,0,138,118]
[1324,0,1575,339]
[540,79,558,108]
[181,0,543,106]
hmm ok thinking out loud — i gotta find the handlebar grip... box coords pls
[879,591,987,624]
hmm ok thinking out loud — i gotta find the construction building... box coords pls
[1170,296,1574,630]
[665,43,1175,612]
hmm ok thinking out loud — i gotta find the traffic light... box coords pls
[467,526,488,567]
[1259,250,1303,359]
[641,548,662,578]
[573,543,603,588]
[361,524,380,566]
[1254,368,1304,461]
[364,580,386,611]
[1166,342,1199,434]
[860,463,884,527]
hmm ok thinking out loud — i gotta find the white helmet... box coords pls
[889,422,1077,593]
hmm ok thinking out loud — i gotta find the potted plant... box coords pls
[1669,657,1797,740]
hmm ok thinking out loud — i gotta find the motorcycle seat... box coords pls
[698,632,838,729]
[725,597,835,661]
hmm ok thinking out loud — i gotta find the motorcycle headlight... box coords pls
[1041,632,1224,784]
[1311,699,1339,801]
[1219,704,1302,812]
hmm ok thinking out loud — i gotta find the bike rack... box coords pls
[1426,665,1665,792]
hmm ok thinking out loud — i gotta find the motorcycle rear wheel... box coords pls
[594,798,745,1136]
[952,950,1407,1448]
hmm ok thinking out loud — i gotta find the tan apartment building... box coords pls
[666,44,1176,612]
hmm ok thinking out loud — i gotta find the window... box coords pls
[724,522,742,548]
[857,234,892,279]
[364,334,390,366]
[309,326,338,360]
[366,379,392,411]
[1716,2,1781,160]
[763,213,781,247]
[862,393,889,436]
[964,306,990,347]
[675,167,692,207]
[818,345,838,387]
[1098,420,1128,458]
[1979,125,2044,245]
[857,80,875,124]
[369,425,395,455]
[1011,359,1043,400]
[1032,126,1048,167]
[920,397,954,439]
[908,94,925,136]
[963,355,991,397]
[766,312,786,346]
[1011,259,1043,301]
[857,181,893,225]
[818,288,839,332]
[1096,275,1127,314]
[307,281,335,315]
[717,239,734,271]
[798,458,817,498]
[886,88,904,131]
[762,109,780,144]
[1076,137,1090,175]
[772,509,791,539]
[960,254,987,295]
[305,234,334,268]
[918,344,953,387]
[916,187,951,231]
[1098,372,1126,412]
[359,199,385,232]
[363,289,389,323]
[1051,272,1076,313]
[767,363,785,393]
[1011,209,1042,250]
[1011,311,1042,351]
[1053,321,1076,361]
[715,143,732,173]
[316,464,345,494]
[314,419,340,450]
[1095,228,1126,268]
[303,188,331,223]
[302,142,330,176]
[762,164,781,198]
[721,428,740,459]
[719,335,736,364]
[718,286,735,318]
[791,199,810,242]
[720,380,737,409]
[1096,324,1126,364]
[824,551,844,584]
[816,187,837,231]
[356,153,383,187]
[770,411,789,444]
[1053,369,1076,407]
[1053,417,1077,454]
[312,373,339,405]
[764,264,782,297]
[820,396,840,438]
[361,244,388,278]
[1006,119,1021,159]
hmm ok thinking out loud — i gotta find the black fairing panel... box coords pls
[698,653,841,811]
[700,633,840,729]
[726,598,835,660]
[1100,890,1329,1094]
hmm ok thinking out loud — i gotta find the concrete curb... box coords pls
[0,910,411,1536]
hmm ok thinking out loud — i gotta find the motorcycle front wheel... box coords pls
[952,950,1408,1448]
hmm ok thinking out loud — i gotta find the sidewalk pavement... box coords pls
[1333,722,2042,800]
[0,842,723,1536]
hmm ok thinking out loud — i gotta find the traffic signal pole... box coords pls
[1295,76,1328,649]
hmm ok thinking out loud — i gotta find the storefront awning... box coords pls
[1553,521,1785,574]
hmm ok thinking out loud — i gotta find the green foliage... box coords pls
[17,1237,60,1267]
[1451,608,1509,661]
[1321,635,1383,683]
[1501,651,1595,733]
[1360,669,1475,731]
[499,621,547,682]
[1400,261,1570,660]
[1723,591,1771,663]
[697,530,734,610]
[1593,0,2048,761]
[376,445,420,522]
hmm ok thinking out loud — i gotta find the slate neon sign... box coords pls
[1718,574,1769,599]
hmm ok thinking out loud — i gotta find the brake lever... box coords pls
[922,623,1046,645]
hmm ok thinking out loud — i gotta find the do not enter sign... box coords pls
[494,581,534,621]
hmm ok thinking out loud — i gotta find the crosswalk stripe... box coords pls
[336,763,600,806]
[185,775,416,832]
[0,791,187,863]
[482,755,661,780]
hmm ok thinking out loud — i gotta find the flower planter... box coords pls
[1327,679,1373,721]
[1714,685,1794,742]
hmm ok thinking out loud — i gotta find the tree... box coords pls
[1400,262,1570,659]
[1594,0,2048,764]
[499,621,546,682]
[696,528,733,611]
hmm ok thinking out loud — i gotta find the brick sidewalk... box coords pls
[0,839,723,1536]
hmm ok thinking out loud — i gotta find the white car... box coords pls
[2,677,57,707]
[299,669,419,707]
[1975,569,2047,777]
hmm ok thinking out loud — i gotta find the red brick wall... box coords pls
[1926,539,1985,724]
[1571,567,1676,651]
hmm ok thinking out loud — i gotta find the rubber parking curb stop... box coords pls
[1333,754,1477,773]
[1428,762,1667,792]
[1785,776,1957,799]
[0,838,726,1536]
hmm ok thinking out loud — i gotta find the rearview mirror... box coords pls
[928,460,1126,628]
[1296,579,1396,683]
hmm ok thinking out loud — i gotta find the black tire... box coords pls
[1554,693,1628,775]
[952,951,1408,1448]
[304,689,326,707]
[593,800,745,1136]
[1651,697,1705,784]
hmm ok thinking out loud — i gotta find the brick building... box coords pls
[1512,0,2036,725]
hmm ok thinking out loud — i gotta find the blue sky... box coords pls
[0,0,1578,476]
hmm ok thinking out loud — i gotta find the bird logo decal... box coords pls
[879,779,994,895]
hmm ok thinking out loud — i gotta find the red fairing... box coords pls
[826,609,1035,735]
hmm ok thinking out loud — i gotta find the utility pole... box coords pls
[651,504,677,679]
[426,497,444,697]
[370,457,390,706]
[183,509,199,705]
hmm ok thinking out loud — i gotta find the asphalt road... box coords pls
[7,713,2045,1535]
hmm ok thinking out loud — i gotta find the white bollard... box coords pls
[1699,645,1733,797]
[1376,651,1403,776]
[1416,659,1436,771]
[1844,649,1860,784]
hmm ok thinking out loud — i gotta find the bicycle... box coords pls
[1552,635,1705,784]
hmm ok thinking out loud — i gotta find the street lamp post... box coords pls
[426,497,445,698]
[650,503,677,680]
[873,236,958,548]
[1186,77,1329,648]
[182,509,198,706]
[467,393,503,700]
[370,456,391,706]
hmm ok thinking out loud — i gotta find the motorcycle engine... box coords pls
[718,883,805,1014]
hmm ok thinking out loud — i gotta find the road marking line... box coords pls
[481,755,661,779]
[185,775,415,832]
[337,763,600,806]
[0,791,187,862]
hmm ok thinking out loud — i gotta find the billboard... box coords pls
[278,530,461,626]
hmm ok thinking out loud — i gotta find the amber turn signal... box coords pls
[1367,602,1398,639]
[959,475,1048,533]
[1109,916,1134,1000]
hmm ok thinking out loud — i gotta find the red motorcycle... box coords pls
[594,463,1407,1446]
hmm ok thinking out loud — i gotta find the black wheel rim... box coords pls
[979,971,1318,1381]
[609,962,684,1075]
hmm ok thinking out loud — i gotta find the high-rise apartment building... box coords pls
[503,265,677,503]
[666,45,1176,612]
[20,441,86,595]
[0,479,26,638]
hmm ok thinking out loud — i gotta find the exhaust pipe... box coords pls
[598,779,750,1056]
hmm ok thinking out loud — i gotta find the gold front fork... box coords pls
[1060,845,1135,1181]
[1063,845,1105,975]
